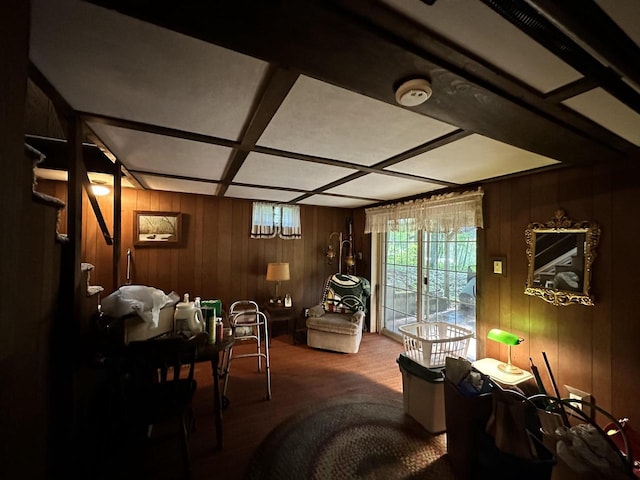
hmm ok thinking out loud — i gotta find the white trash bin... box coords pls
[398,352,446,433]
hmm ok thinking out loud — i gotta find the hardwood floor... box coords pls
[142,332,407,479]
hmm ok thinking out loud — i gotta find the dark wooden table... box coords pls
[293,309,308,345]
[262,304,297,342]
[195,335,234,450]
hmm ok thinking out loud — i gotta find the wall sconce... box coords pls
[487,328,524,375]
[326,244,335,262]
[326,232,354,274]
[266,262,290,303]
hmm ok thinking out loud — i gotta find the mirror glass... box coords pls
[525,210,600,306]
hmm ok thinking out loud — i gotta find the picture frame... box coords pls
[134,211,182,247]
[525,209,600,306]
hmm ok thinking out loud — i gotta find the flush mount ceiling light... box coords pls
[394,78,432,107]
[91,181,110,196]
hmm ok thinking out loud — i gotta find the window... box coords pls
[250,202,302,239]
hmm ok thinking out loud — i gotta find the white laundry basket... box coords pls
[399,322,473,368]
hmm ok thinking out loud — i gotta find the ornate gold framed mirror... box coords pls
[525,209,600,306]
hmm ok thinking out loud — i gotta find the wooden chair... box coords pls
[113,333,205,479]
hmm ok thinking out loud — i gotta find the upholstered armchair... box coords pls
[306,274,371,354]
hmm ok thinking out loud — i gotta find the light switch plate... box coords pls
[491,257,506,276]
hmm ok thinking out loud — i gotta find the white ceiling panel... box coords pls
[379,0,582,94]
[562,88,640,146]
[30,0,269,140]
[234,152,356,190]
[386,134,560,184]
[88,123,232,179]
[325,173,441,201]
[136,175,218,196]
[224,186,301,203]
[298,195,374,208]
[257,75,457,166]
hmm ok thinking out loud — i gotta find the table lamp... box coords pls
[487,328,524,375]
[266,262,290,303]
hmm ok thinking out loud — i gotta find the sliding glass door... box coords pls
[381,225,477,358]
[367,188,483,361]
[382,219,420,333]
[422,227,476,331]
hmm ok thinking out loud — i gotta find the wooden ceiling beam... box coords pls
[78,111,238,149]
[25,135,116,174]
[522,0,640,91]
[218,65,299,196]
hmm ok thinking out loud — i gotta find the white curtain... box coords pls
[279,204,302,239]
[251,202,277,238]
[251,202,302,239]
[364,188,484,234]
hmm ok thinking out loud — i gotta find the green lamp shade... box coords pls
[487,328,525,375]
[487,328,522,346]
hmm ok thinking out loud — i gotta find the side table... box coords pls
[472,357,534,386]
[262,304,297,343]
[293,309,309,345]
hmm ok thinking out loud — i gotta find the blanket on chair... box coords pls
[322,274,371,314]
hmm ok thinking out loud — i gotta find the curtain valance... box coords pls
[364,188,484,234]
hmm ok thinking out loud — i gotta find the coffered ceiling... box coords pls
[28,0,640,208]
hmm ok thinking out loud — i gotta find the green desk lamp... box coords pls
[487,328,524,375]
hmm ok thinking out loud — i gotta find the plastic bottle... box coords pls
[208,317,216,343]
[215,318,223,342]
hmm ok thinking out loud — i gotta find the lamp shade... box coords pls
[266,262,290,282]
[487,328,524,375]
[487,328,523,346]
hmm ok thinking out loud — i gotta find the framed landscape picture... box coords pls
[134,211,182,247]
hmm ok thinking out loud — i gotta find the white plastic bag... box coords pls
[101,285,179,327]
[555,422,629,479]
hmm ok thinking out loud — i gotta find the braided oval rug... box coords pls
[245,395,454,480]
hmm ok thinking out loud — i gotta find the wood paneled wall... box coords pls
[478,159,640,424]
[40,155,640,424]
[38,180,365,314]
[1,3,61,477]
